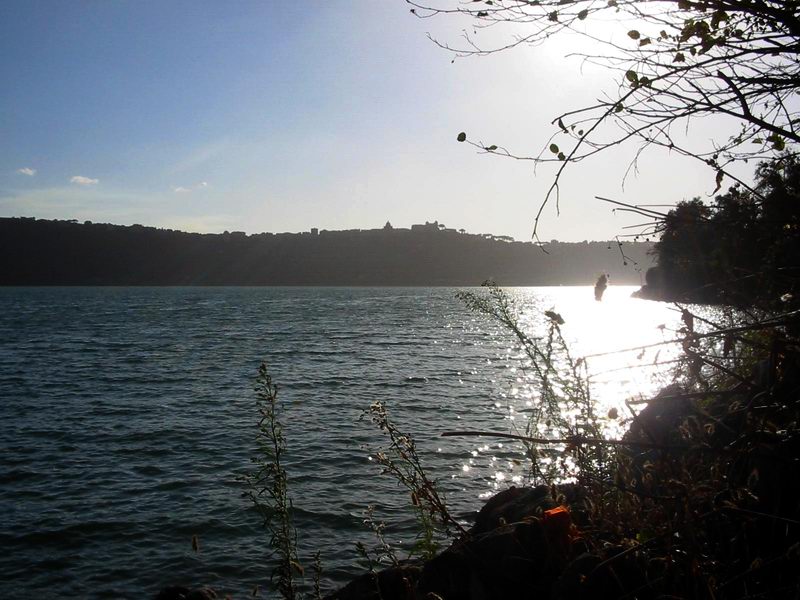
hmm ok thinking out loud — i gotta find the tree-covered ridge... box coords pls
[0,218,652,286]
[638,156,800,306]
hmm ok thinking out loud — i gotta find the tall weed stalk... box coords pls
[245,362,304,600]
[364,401,467,560]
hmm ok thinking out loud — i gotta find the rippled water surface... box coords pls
[0,286,681,598]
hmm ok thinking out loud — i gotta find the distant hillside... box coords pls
[0,218,655,286]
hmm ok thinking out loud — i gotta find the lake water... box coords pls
[0,286,681,598]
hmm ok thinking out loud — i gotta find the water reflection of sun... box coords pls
[517,284,681,406]
[468,285,684,496]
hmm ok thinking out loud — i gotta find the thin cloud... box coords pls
[17,167,37,176]
[172,181,209,193]
[70,175,99,185]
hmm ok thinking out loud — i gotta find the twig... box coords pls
[440,430,732,453]
[582,309,800,360]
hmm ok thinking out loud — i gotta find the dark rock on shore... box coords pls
[328,484,601,600]
[326,565,422,600]
[155,586,217,600]
[326,483,659,600]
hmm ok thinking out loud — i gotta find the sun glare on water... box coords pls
[516,284,680,401]
[469,284,683,495]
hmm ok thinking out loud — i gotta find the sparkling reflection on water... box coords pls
[0,286,681,598]
[505,286,682,429]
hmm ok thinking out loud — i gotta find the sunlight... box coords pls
[506,285,681,430]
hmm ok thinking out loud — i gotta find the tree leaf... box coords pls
[714,169,724,193]
[711,10,728,28]
[625,70,638,83]
[558,118,567,131]
[628,30,641,40]
[549,143,560,154]
[557,151,566,161]
[578,8,588,19]
[457,132,467,142]
[487,144,498,151]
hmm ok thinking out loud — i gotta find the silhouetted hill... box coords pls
[0,218,655,286]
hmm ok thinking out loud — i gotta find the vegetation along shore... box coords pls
[159,156,800,599]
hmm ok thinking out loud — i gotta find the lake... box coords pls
[0,286,681,598]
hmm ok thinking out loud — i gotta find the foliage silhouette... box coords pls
[641,155,800,306]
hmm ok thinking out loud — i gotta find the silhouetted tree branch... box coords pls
[409,0,800,238]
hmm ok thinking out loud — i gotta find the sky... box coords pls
[0,1,740,241]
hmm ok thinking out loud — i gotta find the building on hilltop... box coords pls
[411,220,440,232]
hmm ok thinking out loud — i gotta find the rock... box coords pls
[417,518,570,599]
[155,586,217,600]
[594,274,608,301]
[326,565,421,600]
[329,486,585,600]
[419,500,586,599]
[471,485,555,534]
[624,384,690,448]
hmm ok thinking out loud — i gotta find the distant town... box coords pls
[265,220,519,242]
[0,217,655,286]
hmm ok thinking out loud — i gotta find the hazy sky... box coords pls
[1,1,735,241]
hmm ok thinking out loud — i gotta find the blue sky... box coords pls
[1,1,726,241]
